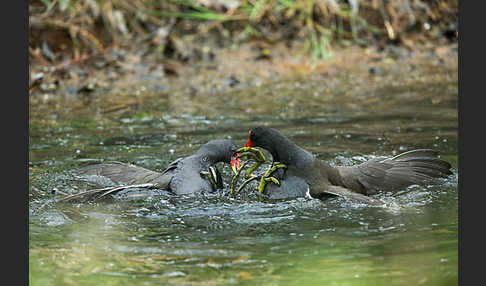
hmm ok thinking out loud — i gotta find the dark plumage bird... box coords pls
[244,126,453,204]
[74,139,240,196]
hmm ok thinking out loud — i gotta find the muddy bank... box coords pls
[29,0,458,116]
[29,40,457,123]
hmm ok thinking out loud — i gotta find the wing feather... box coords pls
[338,149,452,195]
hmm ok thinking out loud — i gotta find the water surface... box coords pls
[29,65,458,286]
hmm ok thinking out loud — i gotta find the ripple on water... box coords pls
[29,74,458,285]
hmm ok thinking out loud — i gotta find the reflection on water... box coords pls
[30,71,457,285]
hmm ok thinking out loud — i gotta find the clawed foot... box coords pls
[229,147,286,197]
[230,147,287,195]
[200,166,222,191]
[257,162,287,193]
[236,146,267,179]
[228,146,266,196]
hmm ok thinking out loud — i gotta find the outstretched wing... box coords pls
[337,149,452,195]
[320,185,384,205]
[74,161,173,188]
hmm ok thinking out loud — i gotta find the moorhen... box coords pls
[239,126,453,204]
[73,139,240,196]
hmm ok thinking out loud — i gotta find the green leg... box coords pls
[200,166,220,191]
[243,160,263,179]
[236,147,267,179]
[229,161,249,195]
[257,162,287,193]
[234,175,260,195]
[231,147,283,196]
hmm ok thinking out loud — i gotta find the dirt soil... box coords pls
[29,38,457,121]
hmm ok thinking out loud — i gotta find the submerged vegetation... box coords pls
[30,0,457,66]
